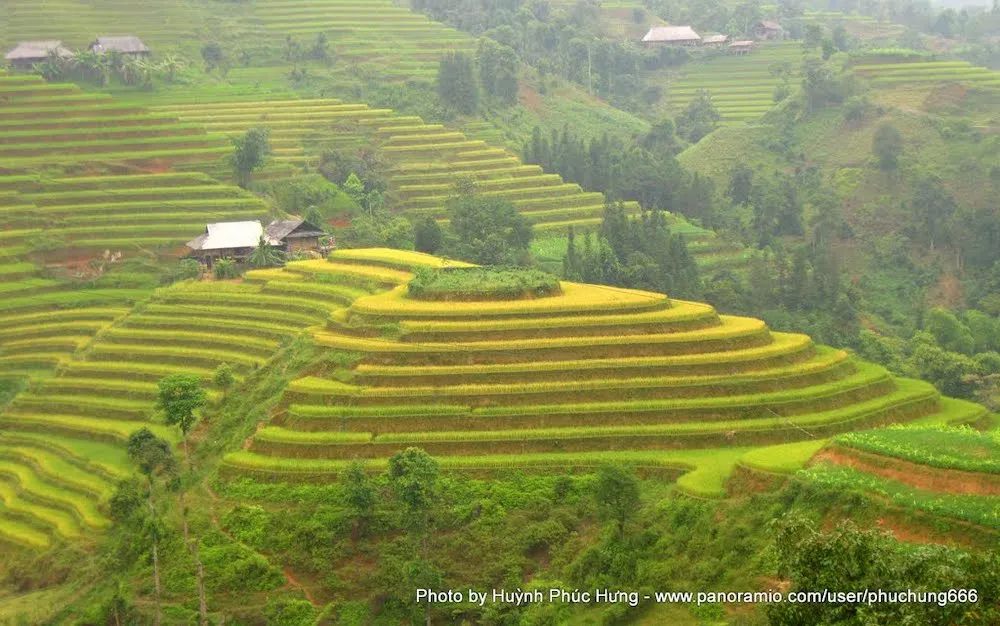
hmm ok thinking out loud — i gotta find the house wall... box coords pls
[286,237,320,254]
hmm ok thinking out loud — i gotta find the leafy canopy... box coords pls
[156,374,208,437]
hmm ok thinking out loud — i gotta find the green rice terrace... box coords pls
[660,41,815,123]
[852,59,1000,90]
[218,249,988,496]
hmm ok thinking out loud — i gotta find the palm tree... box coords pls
[157,54,185,82]
[247,235,285,268]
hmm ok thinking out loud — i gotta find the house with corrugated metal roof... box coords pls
[185,219,325,265]
[641,26,702,46]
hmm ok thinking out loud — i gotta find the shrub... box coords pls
[173,258,202,282]
[407,266,561,301]
[213,258,240,280]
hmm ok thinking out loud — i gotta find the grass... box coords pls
[738,440,828,474]
[0,459,108,529]
[407,267,561,301]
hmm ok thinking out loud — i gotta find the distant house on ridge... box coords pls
[755,20,783,40]
[4,40,74,69]
[185,218,325,265]
[701,34,730,47]
[728,40,754,55]
[89,36,151,57]
[641,26,702,46]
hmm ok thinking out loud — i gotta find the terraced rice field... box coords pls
[663,42,813,123]
[152,99,644,233]
[0,265,374,547]
[0,74,229,171]
[222,249,984,483]
[254,0,475,82]
[0,0,270,51]
[853,60,1000,90]
[801,421,1000,531]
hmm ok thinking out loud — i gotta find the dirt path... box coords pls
[282,568,317,605]
[813,446,1000,497]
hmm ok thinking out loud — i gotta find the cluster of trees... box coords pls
[564,205,702,299]
[34,49,185,88]
[418,0,690,108]
[437,38,519,115]
[521,122,722,228]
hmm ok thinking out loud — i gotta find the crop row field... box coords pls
[152,99,644,233]
[253,0,475,81]
[853,60,1000,89]
[0,262,384,547]
[0,76,231,171]
[220,250,984,484]
[661,42,815,123]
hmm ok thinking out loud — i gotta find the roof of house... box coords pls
[642,26,702,43]
[758,20,783,30]
[730,40,755,47]
[5,40,74,61]
[186,221,278,252]
[265,218,325,241]
[90,36,150,54]
[702,34,730,44]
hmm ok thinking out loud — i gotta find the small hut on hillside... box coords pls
[756,20,783,40]
[264,218,326,254]
[729,40,754,55]
[641,26,702,46]
[185,218,325,265]
[89,36,151,57]
[4,40,74,69]
[701,34,730,47]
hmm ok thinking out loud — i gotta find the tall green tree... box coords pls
[156,374,207,462]
[873,122,904,171]
[675,90,720,143]
[594,464,641,541]
[446,193,532,265]
[229,127,272,188]
[387,448,440,536]
[438,51,479,115]
[477,37,519,105]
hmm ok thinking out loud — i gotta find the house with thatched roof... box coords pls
[701,34,730,46]
[756,20,783,40]
[89,36,151,57]
[729,40,754,55]
[641,26,702,46]
[185,218,325,265]
[264,218,326,254]
[4,40,74,69]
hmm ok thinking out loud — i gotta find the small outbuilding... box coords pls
[185,218,326,265]
[701,34,730,46]
[728,40,754,55]
[89,36,151,57]
[264,218,326,254]
[4,40,74,69]
[756,20,783,40]
[641,26,702,46]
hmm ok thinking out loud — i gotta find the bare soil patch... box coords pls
[813,446,1000,497]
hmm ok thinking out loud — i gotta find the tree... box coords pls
[229,127,272,188]
[727,164,755,206]
[343,460,376,537]
[675,90,720,143]
[414,217,443,254]
[594,464,640,540]
[212,363,236,395]
[387,448,440,536]
[156,374,207,462]
[802,58,846,115]
[873,122,903,171]
[126,428,176,626]
[911,177,957,252]
[200,42,225,71]
[311,32,331,62]
[446,193,533,265]
[247,235,285,268]
[157,54,185,82]
[477,37,519,105]
[438,51,479,115]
